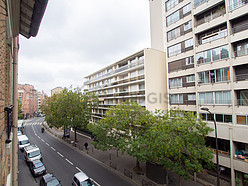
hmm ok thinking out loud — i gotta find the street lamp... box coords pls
[201,107,220,186]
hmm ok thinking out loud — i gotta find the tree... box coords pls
[89,101,154,171]
[18,99,23,119]
[143,109,214,183]
[41,87,98,142]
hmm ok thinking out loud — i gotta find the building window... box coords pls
[199,91,231,105]
[166,0,179,11]
[167,27,181,41]
[201,113,233,123]
[186,56,194,65]
[166,10,180,26]
[168,43,181,57]
[184,20,192,32]
[235,41,248,57]
[185,38,193,48]
[194,0,207,7]
[237,115,247,125]
[198,67,230,84]
[188,94,196,100]
[186,75,195,83]
[228,0,248,11]
[183,3,191,15]
[171,94,183,104]
[138,69,144,75]
[131,71,136,78]
[169,78,182,88]
[139,84,145,90]
[130,85,137,91]
[196,45,229,64]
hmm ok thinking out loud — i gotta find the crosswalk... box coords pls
[24,122,43,126]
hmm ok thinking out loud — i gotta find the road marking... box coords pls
[41,139,45,142]
[76,167,82,172]
[57,152,64,157]
[37,136,40,139]
[51,147,56,151]
[46,143,50,146]
[65,158,73,165]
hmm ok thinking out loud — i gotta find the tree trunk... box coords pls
[136,160,140,169]
[74,127,77,142]
[179,175,181,186]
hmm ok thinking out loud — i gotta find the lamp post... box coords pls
[201,107,220,186]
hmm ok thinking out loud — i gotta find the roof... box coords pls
[43,173,58,183]
[74,172,89,183]
[10,0,49,38]
[24,144,39,152]
[18,135,29,140]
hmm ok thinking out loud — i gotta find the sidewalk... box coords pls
[43,122,212,186]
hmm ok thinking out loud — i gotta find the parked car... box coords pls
[18,135,30,151]
[40,173,61,186]
[17,130,22,136]
[24,144,42,163]
[72,172,99,186]
[29,159,46,177]
[18,120,24,133]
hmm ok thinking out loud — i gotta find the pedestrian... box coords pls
[84,142,88,150]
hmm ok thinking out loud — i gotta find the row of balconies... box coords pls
[85,59,144,84]
[87,74,145,92]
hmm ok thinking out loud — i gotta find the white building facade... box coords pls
[84,48,167,123]
[149,0,248,184]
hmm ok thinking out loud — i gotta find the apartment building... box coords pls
[51,87,63,96]
[84,48,167,122]
[149,0,248,184]
[38,90,48,110]
[18,84,39,118]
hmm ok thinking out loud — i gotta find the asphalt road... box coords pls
[19,117,136,186]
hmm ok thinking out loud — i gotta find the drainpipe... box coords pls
[12,36,18,186]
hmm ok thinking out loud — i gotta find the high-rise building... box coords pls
[38,90,48,110]
[149,0,248,184]
[84,48,167,122]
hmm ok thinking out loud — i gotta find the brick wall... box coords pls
[0,0,13,185]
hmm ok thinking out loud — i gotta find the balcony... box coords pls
[84,59,144,84]
[193,0,225,15]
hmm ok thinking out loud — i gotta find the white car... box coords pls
[72,172,100,186]
[18,135,30,151]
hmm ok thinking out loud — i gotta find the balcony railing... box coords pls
[198,29,227,45]
[236,99,248,106]
[198,99,232,105]
[168,63,194,73]
[229,0,248,11]
[195,9,225,27]
[233,48,248,58]
[84,59,144,84]
[234,73,248,81]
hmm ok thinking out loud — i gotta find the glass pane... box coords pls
[204,50,212,63]
[216,114,224,122]
[212,47,220,61]
[224,115,232,123]
[237,115,246,125]
[220,45,229,59]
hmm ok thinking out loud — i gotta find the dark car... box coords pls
[29,159,46,177]
[40,173,61,186]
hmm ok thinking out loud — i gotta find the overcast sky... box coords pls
[19,0,151,95]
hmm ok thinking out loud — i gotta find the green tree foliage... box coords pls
[90,105,213,179]
[18,99,24,119]
[143,109,214,179]
[41,87,98,141]
[89,101,154,168]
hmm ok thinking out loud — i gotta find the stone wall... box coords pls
[0,0,13,185]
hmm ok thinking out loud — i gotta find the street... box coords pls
[18,117,136,186]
